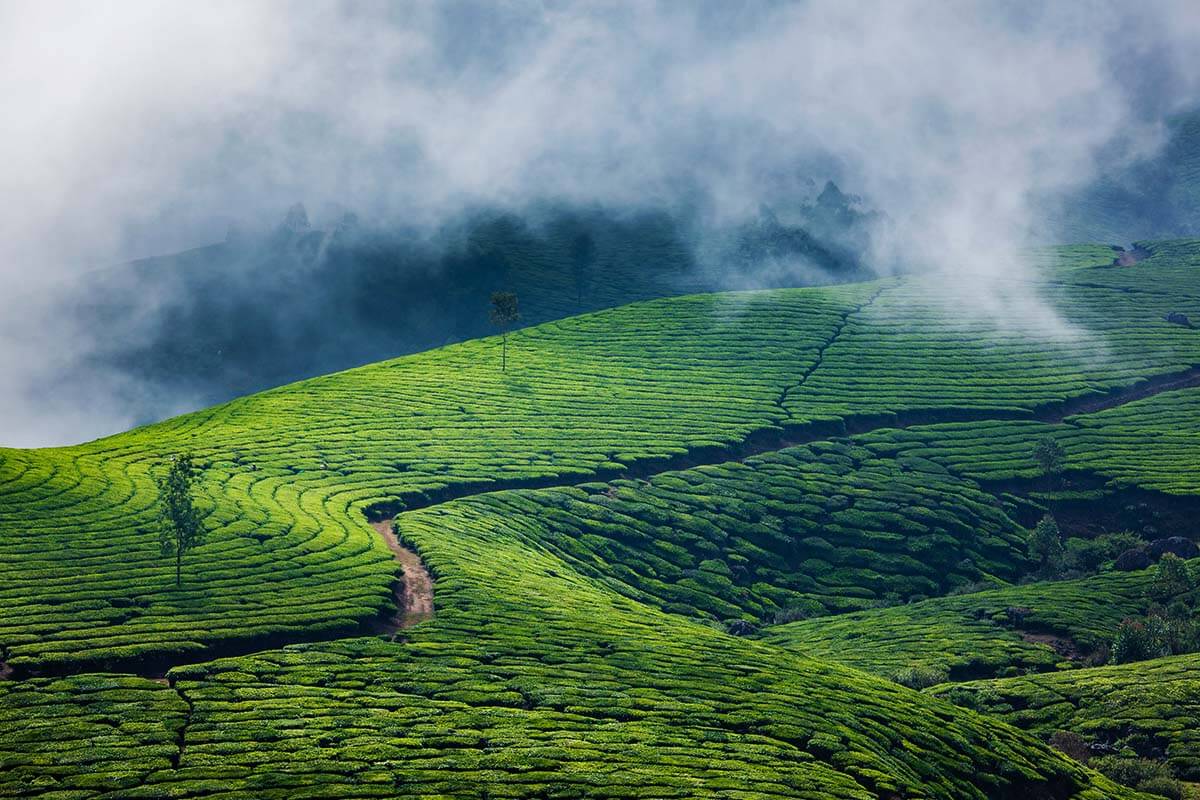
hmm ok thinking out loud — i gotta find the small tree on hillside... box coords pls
[155,453,205,587]
[489,291,520,372]
[1029,514,1065,576]
[1033,436,1066,476]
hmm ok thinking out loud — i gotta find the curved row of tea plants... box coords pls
[858,386,1200,495]
[782,257,1200,427]
[139,498,1134,799]
[4,243,1200,671]
[439,439,1029,624]
[932,653,1200,782]
[1,242,1198,797]
[0,288,869,672]
[762,565,1180,681]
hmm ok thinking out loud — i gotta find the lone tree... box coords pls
[1028,514,1065,576]
[489,291,520,371]
[570,231,596,308]
[1033,436,1066,476]
[155,453,205,586]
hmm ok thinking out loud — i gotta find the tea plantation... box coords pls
[2,239,1200,797]
[762,566,1174,680]
[932,654,1200,782]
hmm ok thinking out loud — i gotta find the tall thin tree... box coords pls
[489,291,521,371]
[155,453,205,586]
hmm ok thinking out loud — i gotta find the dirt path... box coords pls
[1114,245,1150,266]
[8,316,1200,680]
[370,520,434,632]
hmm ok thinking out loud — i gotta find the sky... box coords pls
[2,0,1199,446]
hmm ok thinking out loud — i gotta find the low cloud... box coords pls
[2,1,1199,445]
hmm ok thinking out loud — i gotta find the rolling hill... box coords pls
[2,239,1200,797]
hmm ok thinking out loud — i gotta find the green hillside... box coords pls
[933,654,1200,782]
[4,240,1200,797]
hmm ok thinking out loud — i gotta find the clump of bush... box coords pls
[1090,756,1183,800]
[1110,555,1200,664]
[1028,515,1065,577]
[1063,530,1143,574]
[889,664,949,690]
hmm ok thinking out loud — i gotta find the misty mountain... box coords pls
[62,191,872,427]
[1052,109,1200,243]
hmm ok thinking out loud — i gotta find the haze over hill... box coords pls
[4,1,1200,446]
[7,5,1200,798]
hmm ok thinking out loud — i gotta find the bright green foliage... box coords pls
[0,288,863,672]
[1,241,1199,796]
[155,453,205,586]
[0,675,185,796]
[462,441,1029,623]
[933,653,1200,781]
[143,500,1137,800]
[762,566,1172,680]
[858,387,1200,496]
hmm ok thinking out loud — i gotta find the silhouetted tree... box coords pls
[489,291,520,371]
[155,453,205,586]
[1033,436,1066,476]
[570,232,596,308]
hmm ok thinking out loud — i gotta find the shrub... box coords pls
[1033,437,1066,475]
[1028,515,1065,576]
[1090,756,1182,800]
[1150,554,1195,602]
[1064,531,1143,573]
[890,664,949,690]
[1110,618,1166,664]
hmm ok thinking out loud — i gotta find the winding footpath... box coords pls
[369,519,435,632]
[5,299,1200,681]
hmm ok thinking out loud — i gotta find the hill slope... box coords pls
[4,240,1200,797]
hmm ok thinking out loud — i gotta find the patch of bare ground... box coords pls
[370,519,434,634]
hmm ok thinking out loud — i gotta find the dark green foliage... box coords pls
[155,453,205,586]
[488,291,521,371]
[1064,531,1142,574]
[1029,515,1065,576]
[1034,436,1067,476]
[569,230,596,307]
[932,653,1200,782]
[476,441,1030,623]
[1111,617,1167,664]
[1150,553,1195,601]
[1091,757,1183,800]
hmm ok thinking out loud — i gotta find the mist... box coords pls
[3,0,1199,447]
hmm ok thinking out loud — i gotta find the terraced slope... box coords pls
[762,566,1172,681]
[0,288,866,673]
[858,385,1200,496]
[10,502,1131,800]
[933,654,1200,782]
[2,241,1199,797]
[783,274,1200,426]
[452,440,1029,623]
